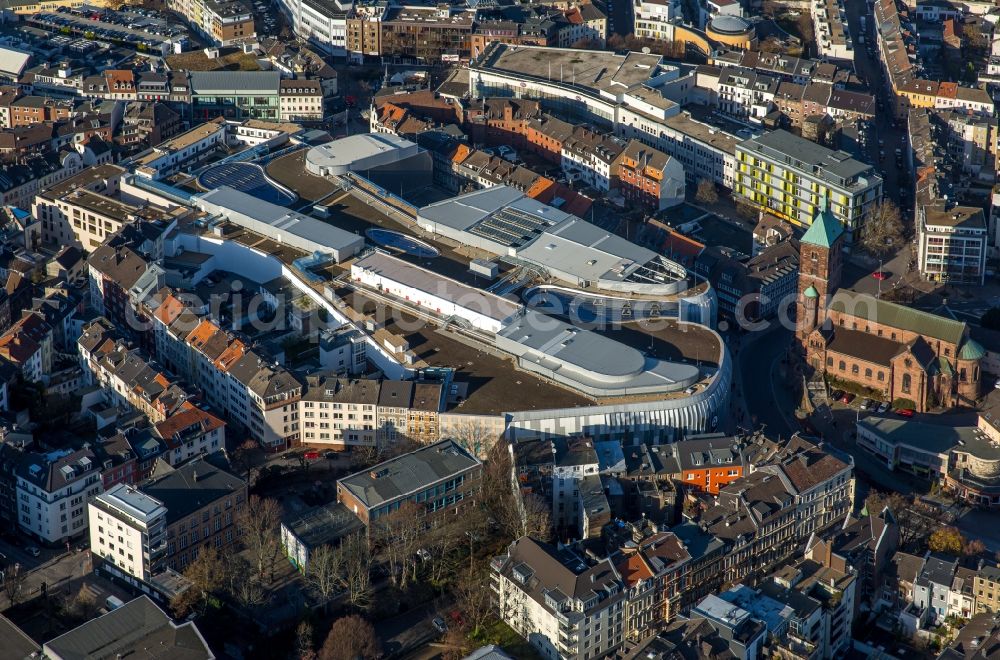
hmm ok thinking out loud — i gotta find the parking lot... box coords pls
[28,5,188,51]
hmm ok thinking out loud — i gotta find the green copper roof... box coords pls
[804,285,819,298]
[828,291,967,346]
[958,338,986,361]
[800,198,844,248]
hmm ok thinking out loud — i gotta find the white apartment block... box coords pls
[89,484,168,586]
[492,537,627,660]
[633,0,683,42]
[275,0,350,56]
[279,79,325,122]
[717,68,778,125]
[918,205,988,286]
[17,449,103,544]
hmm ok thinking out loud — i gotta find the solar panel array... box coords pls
[468,205,555,248]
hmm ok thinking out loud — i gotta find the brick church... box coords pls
[796,202,983,411]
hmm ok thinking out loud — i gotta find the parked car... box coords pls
[895,408,915,417]
[432,617,448,634]
[840,392,855,404]
[24,546,40,557]
[877,401,890,413]
[830,389,844,401]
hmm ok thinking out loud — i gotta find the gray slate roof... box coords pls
[42,595,213,660]
[338,439,480,509]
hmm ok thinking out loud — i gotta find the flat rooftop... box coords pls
[664,111,741,155]
[345,290,592,414]
[195,186,363,253]
[859,416,1000,458]
[474,43,663,98]
[352,250,522,323]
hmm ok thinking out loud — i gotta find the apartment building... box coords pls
[812,0,853,61]
[167,0,255,46]
[275,0,350,55]
[141,455,247,572]
[560,126,624,192]
[615,139,686,211]
[183,318,303,450]
[0,311,53,383]
[89,484,168,589]
[278,79,324,122]
[336,439,482,526]
[633,0,683,42]
[717,67,779,124]
[132,119,227,181]
[734,129,883,236]
[703,436,854,585]
[78,318,192,424]
[492,536,627,660]
[346,1,387,64]
[33,163,126,249]
[300,375,378,449]
[379,5,475,63]
[674,432,748,495]
[615,531,691,639]
[17,448,103,544]
[917,204,988,286]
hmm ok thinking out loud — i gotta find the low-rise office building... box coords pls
[336,439,482,526]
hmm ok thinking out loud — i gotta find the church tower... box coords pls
[796,199,845,342]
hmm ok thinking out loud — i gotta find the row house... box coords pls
[78,318,193,424]
[0,311,54,383]
[184,318,303,450]
[278,79,324,122]
[704,436,854,585]
[560,125,624,192]
[614,531,692,641]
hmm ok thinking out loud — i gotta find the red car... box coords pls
[872,271,889,281]
[895,408,915,417]
[840,392,855,404]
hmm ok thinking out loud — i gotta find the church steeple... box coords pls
[796,198,846,342]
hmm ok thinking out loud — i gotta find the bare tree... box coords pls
[445,420,500,458]
[226,555,269,608]
[3,562,25,607]
[341,532,373,611]
[520,493,552,541]
[373,501,425,586]
[231,439,265,486]
[305,544,345,611]
[295,620,317,660]
[451,568,493,637]
[238,495,283,581]
[171,545,227,617]
[859,200,904,256]
[695,178,719,205]
[68,584,97,621]
[319,615,380,660]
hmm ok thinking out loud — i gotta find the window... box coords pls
[839,360,846,371]
[902,373,911,393]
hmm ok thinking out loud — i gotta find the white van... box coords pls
[105,595,126,611]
